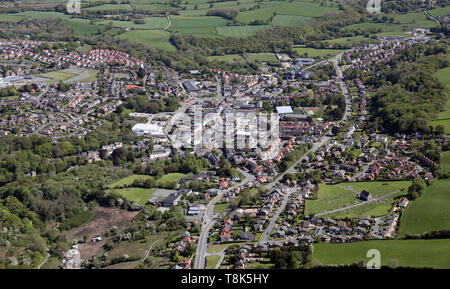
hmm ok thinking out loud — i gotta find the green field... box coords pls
[215,25,270,38]
[442,151,450,175]
[206,255,221,269]
[155,173,187,187]
[109,174,150,188]
[272,15,311,27]
[118,30,176,51]
[398,179,450,236]
[247,53,277,62]
[430,66,450,133]
[98,17,168,30]
[293,46,345,58]
[313,239,450,269]
[108,187,156,205]
[207,54,246,63]
[305,181,410,218]
[213,203,230,214]
[40,71,77,82]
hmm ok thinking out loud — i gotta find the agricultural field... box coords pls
[215,25,270,38]
[97,17,169,30]
[398,179,450,237]
[118,30,176,51]
[313,239,450,269]
[305,181,410,218]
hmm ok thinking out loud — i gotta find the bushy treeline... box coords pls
[356,42,449,134]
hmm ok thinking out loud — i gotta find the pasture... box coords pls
[313,239,450,269]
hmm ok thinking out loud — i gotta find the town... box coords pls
[0,8,449,272]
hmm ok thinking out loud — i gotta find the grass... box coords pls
[215,25,270,38]
[206,255,221,269]
[109,174,150,188]
[293,46,345,58]
[430,65,450,133]
[98,17,168,30]
[272,15,311,27]
[442,151,450,175]
[213,203,230,214]
[313,239,450,269]
[117,30,176,51]
[246,53,277,62]
[39,71,77,82]
[60,207,94,230]
[108,187,156,205]
[208,242,245,253]
[246,262,274,269]
[155,173,186,187]
[79,70,98,82]
[207,54,245,63]
[170,15,227,37]
[398,179,450,237]
[305,181,410,218]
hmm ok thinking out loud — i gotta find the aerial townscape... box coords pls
[0,0,449,273]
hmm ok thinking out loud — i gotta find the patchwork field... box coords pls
[313,239,450,269]
[305,181,410,218]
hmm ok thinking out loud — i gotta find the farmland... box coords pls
[313,239,450,269]
[398,179,450,237]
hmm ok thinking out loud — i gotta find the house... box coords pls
[359,190,371,201]
[398,197,409,208]
[238,232,255,241]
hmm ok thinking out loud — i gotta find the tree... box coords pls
[435,124,445,135]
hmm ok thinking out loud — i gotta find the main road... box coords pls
[194,51,353,265]
[194,169,254,269]
[258,51,352,244]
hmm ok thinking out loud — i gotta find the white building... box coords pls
[132,123,164,137]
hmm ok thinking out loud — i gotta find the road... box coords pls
[425,10,440,25]
[194,168,254,269]
[194,50,353,266]
[257,50,352,243]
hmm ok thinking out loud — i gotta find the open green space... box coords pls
[305,181,410,218]
[39,71,77,82]
[293,46,345,58]
[313,239,450,269]
[108,174,150,188]
[108,187,156,205]
[117,30,176,51]
[206,255,221,269]
[430,66,450,133]
[398,179,450,236]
